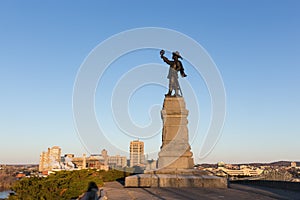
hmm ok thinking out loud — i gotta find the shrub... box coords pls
[9,169,129,200]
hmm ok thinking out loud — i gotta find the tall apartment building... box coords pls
[39,151,49,172]
[39,146,62,172]
[49,146,61,162]
[129,140,145,167]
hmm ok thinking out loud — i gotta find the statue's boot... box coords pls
[175,89,181,97]
[165,90,172,96]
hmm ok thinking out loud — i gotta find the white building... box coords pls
[129,140,145,167]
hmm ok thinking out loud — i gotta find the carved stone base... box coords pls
[125,171,228,188]
[158,96,194,169]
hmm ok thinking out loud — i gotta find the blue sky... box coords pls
[0,1,299,164]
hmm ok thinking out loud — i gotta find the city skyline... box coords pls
[0,1,300,164]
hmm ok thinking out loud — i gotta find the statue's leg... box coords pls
[165,90,172,96]
[175,89,180,96]
[171,78,176,96]
[174,79,180,96]
[165,79,172,96]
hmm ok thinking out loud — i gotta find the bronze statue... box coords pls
[160,50,187,96]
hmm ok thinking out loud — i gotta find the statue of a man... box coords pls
[160,50,187,96]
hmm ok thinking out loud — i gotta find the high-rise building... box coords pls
[39,151,49,172]
[49,146,61,162]
[101,149,109,165]
[129,140,145,167]
[39,146,62,172]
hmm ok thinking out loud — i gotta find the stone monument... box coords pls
[157,96,194,170]
[125,51,227,188]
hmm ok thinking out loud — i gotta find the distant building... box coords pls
[129,140,145,167]
[16,173,26,179]
[101,149,109,166]
[39,151,48,172]
[108,155,127,168]
[146,159,157,170]
[72,153,108,171]
[39,147,128,172]
[39,146,62,172]
[217,162,225,168]
[49,146,61,162]
[291,162,297,168]
[64,154,74,158]
[218,166,263,177]
[61,154,75,169]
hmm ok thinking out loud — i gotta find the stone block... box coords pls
[125,173,228,188]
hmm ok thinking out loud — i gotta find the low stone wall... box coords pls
[231,180,300,191]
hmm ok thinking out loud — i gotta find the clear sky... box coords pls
[0,0,299,164]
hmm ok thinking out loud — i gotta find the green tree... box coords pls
[9,169,130,200]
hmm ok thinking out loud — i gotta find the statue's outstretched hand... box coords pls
[160,50,165,56]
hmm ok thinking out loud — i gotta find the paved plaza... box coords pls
[101,181,300,200]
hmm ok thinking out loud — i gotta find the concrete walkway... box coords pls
[102,181,300,200]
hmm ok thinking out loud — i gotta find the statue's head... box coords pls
[172,51,182,60]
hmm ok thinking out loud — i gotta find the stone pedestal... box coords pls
[125,96,227,188]
[158,96,194,170]
[125,169,228,188]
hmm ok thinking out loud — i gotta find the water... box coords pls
[0,190,10,199]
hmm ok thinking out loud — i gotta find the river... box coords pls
[0,190,10,199]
